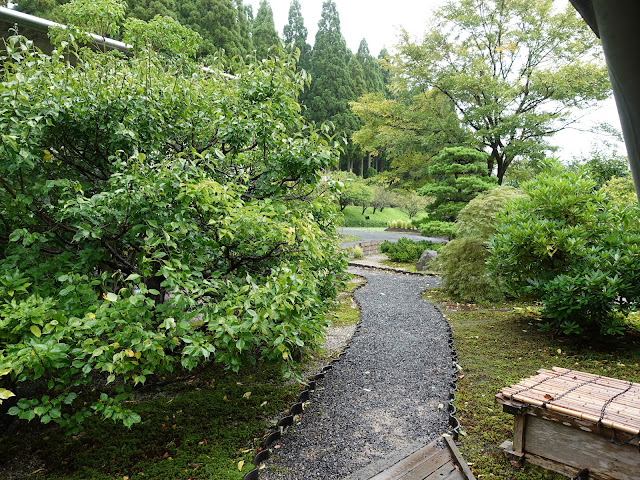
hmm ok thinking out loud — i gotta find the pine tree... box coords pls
[235,0,253,59]
[283,0,312,73]
[356,39,385,94]
[252,0,280,59]
[307,1,354,125]
[126,0,179,22]
[177,0,245,58]
[348,55,366,98]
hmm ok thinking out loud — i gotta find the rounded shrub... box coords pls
[380,238,443,263]
[488,167,640,336]
[437,186,526,303]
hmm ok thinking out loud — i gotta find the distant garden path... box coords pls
[261,267,455,480]
[338,228,447,249]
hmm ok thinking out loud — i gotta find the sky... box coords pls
[246,0,625,161]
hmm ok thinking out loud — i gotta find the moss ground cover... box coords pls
[424,290,640,480]
[0,280,363,480]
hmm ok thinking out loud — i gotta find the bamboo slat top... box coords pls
[498,367,640,435]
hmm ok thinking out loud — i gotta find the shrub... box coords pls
[418,220,457,240]
[0,35,346,431]
[352,246,364,259]
[488,167,640,336]
[380,238,443,263]
[437,238,504,303]
[437,187,526,303]
[600,175,637,207]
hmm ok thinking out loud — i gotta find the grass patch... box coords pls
[338,233,361,242]
[342,206,428,228]
[431,292,640,479]
[379,259,417,272]
[331,277,364,328]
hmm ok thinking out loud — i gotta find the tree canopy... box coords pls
[252,0,280,59]
[393,0,611,184]
[283,0,312,73]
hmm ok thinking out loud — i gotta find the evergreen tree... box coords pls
[283,0,312,73]
[235,0,253,59]
[307,1,359,172]
[356,39,385,93]
[307,2,354,124]
[13,0,63,19]
[126,0,178,22]
[252,0,280,59]
[177,0,245,58]
[378,48,392,94]
[348,55,366,98]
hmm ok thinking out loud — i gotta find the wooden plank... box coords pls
[443,435,476,480]
[524,414,640,480]
[512,413,526,456]
[371,447,451,480]
[421,461,458,479]
[369,444,450,480]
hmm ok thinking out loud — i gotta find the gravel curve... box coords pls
[261,267,454,480]
[338,228,447,248]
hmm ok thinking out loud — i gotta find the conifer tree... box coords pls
[235,0,253,59]
[126,0,178,22]
[177,0,245,58]
[252,0,280,59]
[356,39,385,94]
[307,2,355,126]
[283,0,312,73]
[348,55,366,98]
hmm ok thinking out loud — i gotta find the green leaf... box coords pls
[30,325,42,338]
[105,292,118,302]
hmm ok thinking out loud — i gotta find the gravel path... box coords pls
[338,228,447,248]
[261,267,454,480]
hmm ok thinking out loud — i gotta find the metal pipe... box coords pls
[0,5,131,53]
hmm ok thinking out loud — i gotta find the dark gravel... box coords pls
[261,267,454,480]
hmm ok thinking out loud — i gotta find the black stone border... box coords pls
[242,272,461,479]
[241,280,367,480]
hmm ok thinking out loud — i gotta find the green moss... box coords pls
[444,304,640,479]
[0,363,300,480]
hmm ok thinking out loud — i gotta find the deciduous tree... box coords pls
[394,0,611,184]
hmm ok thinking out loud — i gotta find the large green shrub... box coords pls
[0,34,346,432]
[488,167,640,336]
[437,186,526,303]
[380,238,442,263]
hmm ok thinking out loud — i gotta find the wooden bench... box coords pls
[495,367,639,479]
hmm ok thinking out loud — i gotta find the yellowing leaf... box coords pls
[124,349,135,357]
[242,391,251,399]
[238,460,245,471]
[0,388,16,401]
[135,351,141,359]
[282,351,289,360]
[105,292,118,302]
[30,325,42,338]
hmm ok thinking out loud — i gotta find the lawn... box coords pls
[424,290,640,480]
[0,280,363,480]
[341,205,428,228]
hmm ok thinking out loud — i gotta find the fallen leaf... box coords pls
[242,392,252,399]
[238,460,245,471]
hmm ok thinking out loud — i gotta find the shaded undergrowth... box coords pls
[0,279,364,480]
